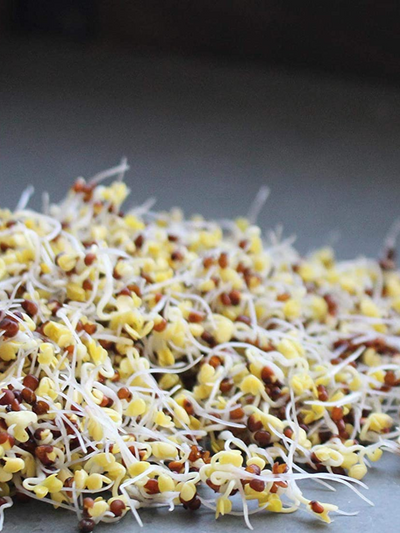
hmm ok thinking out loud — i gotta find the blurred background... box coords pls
[1,1,400,258]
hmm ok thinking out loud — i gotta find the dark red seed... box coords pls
[201,331,216,346]
[254,430,271,447]
[0,432,15,447]
[201,451,210,463]
[33,401,49,415]
[277,293,290,302]
[236,262,245,273]
[331,466,346,476]
[23,374,39,391]
[168,461,183,473]
[72,179,85,193]
[245,464,261,476]
[336,419,349,439]
[83,497,94,510]
[310,500,324,514]
[32,316,45,332]
[10,399,20,411]
[79,518,95,533]
[22,300,38,316]
[127,284,142,297]
[171,251,184,262]
[83,184,94,200]
[235,315,251,326]
[154,293,163,303]
[112,266,122,280]
[230,407,245,420]
[21,388,37,404]
[208,355,222,368]
[84,253,96,266]
[206,479,220,492]
[0,317,19,337]
[63,477,74,489]
[118,287,131,296]
[34,428,45,440]
[284,427,294,439]
[0,497,7,507]
[183,399,194,416]
[272,462,288,474]
[65,345,75,355]
[218,253,228,268]
[82,279,93,291]
[134,235,144,249]
[261,366,274,384]
[188,311,205,323]
[219,378,233,393]
[229,290,241,306]
[203,257,214,269]
[220,293,232,306]
[247,414,262,432]
[35,445,54,465]
[0,389,15,405]
[141,271,153,284]
[188,445,201,462]
[111,370,120,382]
[384,370,397,387]
[110,499,126,517]
[100,395,113,408]
[19,436,37,454]
[331,406,343,422]
[249,479,265,492]
[317,384,329,402]
[186,496,201,510]
[144,479,159,494]
[83,323,97,335]
[117,387,132,401]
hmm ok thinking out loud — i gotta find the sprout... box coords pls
[0,163,399,531]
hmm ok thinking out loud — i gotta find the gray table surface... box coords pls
[6,453,400,533]
[1,36,400,532]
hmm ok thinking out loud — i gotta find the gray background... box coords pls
[1,36,400,531]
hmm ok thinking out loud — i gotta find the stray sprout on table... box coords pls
[0,162,399,532]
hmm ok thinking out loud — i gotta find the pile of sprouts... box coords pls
[0,161,399,532]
